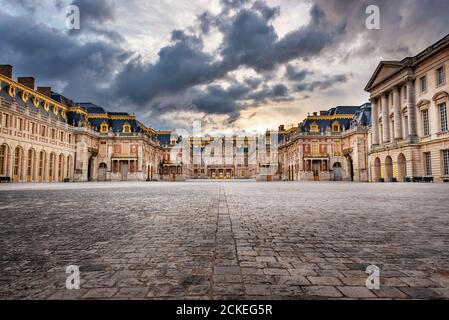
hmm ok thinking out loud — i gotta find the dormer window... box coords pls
[332,121,341,132]
[100,122,109,133]
[310,122,319,133]
[123,123,132,133]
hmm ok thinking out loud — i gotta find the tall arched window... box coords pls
[49,153,55,181]
[58,154,64,181]
[27,149,34,181]
[0,145,6,176]
[66,155,72,179]
[39,151,45,181]
[14,147,22,181]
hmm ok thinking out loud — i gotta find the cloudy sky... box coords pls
[1,0,448,134]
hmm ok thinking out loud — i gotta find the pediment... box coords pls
[365,62,404,91]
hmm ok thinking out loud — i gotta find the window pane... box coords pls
[422,109,430,136]
[440,103,448,132]
[424,152,432,176]
[444,150,449,176]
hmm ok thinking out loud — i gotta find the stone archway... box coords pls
[347,157,354,181]
[397,153,407,182]
[26,149,36,182]
[333,162,343,181]
[385,156,393,182]
[374,157,381,182]
[0,144,10,178]
[98,162,107,181]
[58,154,64,182]
[48,153,56,182]
[13,146,24,182]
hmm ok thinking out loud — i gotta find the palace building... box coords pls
[366,34,449,183]
[278,104,372,182]
[0,63,369,184]
[2,33,448,184]
[0,65,162,183]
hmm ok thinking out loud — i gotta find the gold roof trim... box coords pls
[0,73,68,112]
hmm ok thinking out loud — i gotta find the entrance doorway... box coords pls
[347,157,354,181]
[333,162,342,181]
[87,156,95,181]
[312,160,320,181]
[397,154,406,182]
[385,156,393,182]
[98,163,107,181]
[121,161,129,181]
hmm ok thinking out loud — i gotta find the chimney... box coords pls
[279,125,285,131]
[313,112,318,116]
[0,65,13,78]
[18,77,35,90]
[37,87,52,97]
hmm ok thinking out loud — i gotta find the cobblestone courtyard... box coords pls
[1,181,449,300]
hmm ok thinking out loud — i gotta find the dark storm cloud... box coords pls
[111,0,345,116]
[285,65,312,82]
[218,2,344,72]
[312,0,449,61]
[295,74,348,92]
[71,0,116,24]
[0,10,130,104]
[113,31,227,105]
[4,0,35,12]
[69,0,124,42]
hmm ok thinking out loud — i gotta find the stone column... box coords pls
[371,98,379,146]
[393,86,402,140]
[381,93,390,143]
[406,76,418,143]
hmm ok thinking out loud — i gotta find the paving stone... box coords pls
[1,181,449,300]
[337,286,377,298]
[82,288,118,299]
[308,276,342,286]
[304,286,343,298]
[374,287,409,299]
[399,287,443,299]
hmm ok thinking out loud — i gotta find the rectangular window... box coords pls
[422,109,430,136]
[51,129,56,140]
[41,125,46,137]
[420,76,427,92]
[443,150,449,176]
[436,67,446,86]
[0,145,5,175]
[100,142,107,156]
[30,122,36,134]
[424,152,432,176]
[39,152,44,177]
[440,103,448,132]
[60,131,64,142]
[17,118,23,131]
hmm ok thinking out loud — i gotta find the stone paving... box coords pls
[1,181,449,300]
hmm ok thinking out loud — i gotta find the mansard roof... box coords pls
[365,33,449,92]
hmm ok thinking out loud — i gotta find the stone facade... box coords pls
[366,34,449,183]
[0,68,75,183]
[0,66,162,183]
[278,104,371,182]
